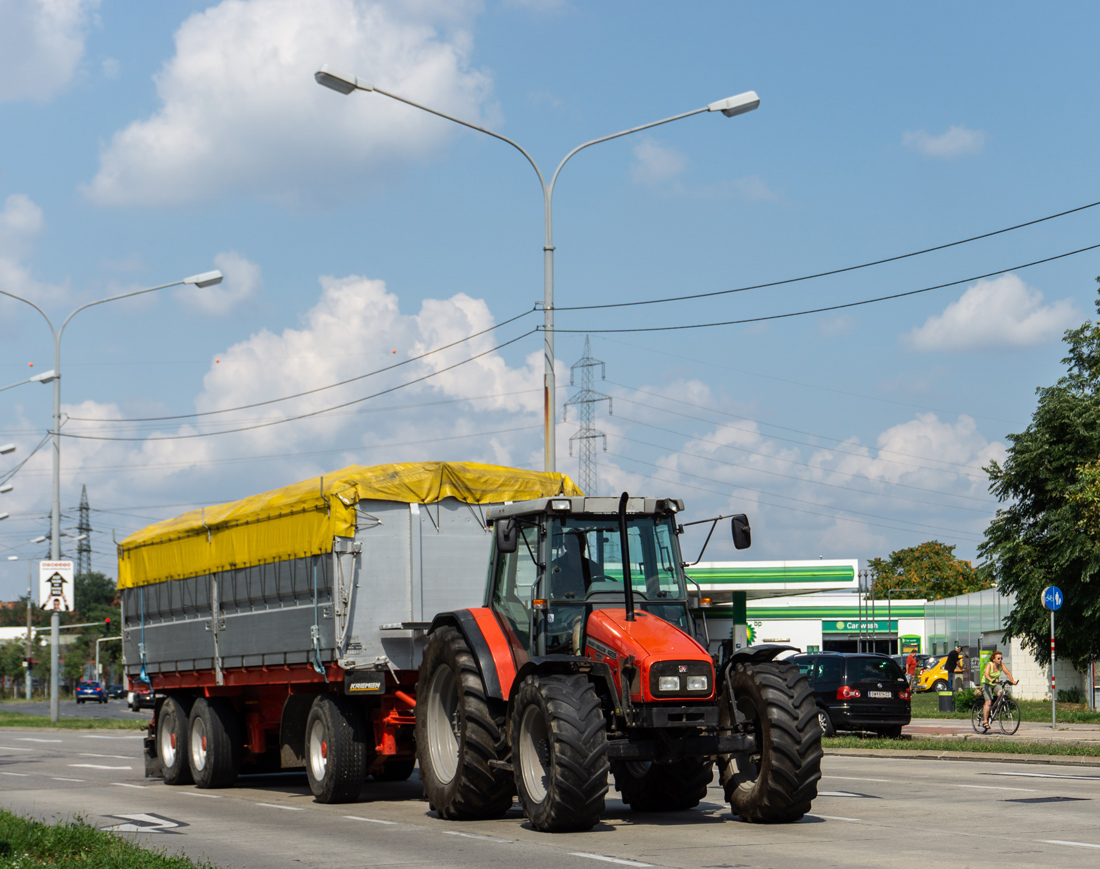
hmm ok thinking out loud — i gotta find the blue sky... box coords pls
[2,0,1099,600]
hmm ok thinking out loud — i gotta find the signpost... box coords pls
[39,560,73,612]
[1042,585,1062,729]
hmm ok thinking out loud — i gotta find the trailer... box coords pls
[118,461,580,802]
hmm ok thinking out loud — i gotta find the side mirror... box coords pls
[731,514,751,550]
[495,518,518,554]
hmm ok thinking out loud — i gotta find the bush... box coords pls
[1058,686,1083,704]
[953,688,982,712]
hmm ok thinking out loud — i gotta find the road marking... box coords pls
[957,785,1037,793]
[1042,840,1100,850]
[70,764,132,770]
[112,783,147,789]
[817,791,869,798]
[992,771,1100,782]
[568,854,652,867]
[181,792,222,799]
[102,813,187,835]
[1,772,29,777]
[16,738,61,743]
[79,753,130,759]
[80,734,144,740]
[813,815,862,822]
[0,746,34,752]
[344,816,398,825]
[443,831,511,843]
[827,776,891,783]
[52,777,85,782]
[256,803,303,811]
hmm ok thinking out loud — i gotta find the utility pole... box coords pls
[563,336,612,495]
[76,485,91,577]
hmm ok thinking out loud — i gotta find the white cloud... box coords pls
[81,0,496,207]
[0,0,99,102]
[0,193,67,313]
[631,138,688,186]
[905,274,1078,351]
[176,251,263,316]
[902,124,987,158]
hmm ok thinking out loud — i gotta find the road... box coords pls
[2,730,1099,869]
[2,697,150,722]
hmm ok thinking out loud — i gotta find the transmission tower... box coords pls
[76,485,92,576]
[563,336,612,495]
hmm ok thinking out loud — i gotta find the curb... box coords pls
[826,747,1100,766]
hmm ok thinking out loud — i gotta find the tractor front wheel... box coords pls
[718,661,822,823]
[612,758,714,811]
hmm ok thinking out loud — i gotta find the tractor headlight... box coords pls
[658,676,681,692]
[686,676,709,692]
[649,660,714,698]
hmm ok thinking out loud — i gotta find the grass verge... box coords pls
[0,810,220,868]
[0,711,146,730]
[911,690,1100,724]
[824,734,1100,756]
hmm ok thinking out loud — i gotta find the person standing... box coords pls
[943,644,962,692]
[905,651,918,688]
[981,649,1017,731]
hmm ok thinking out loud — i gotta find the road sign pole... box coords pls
[1051,609,1056,730]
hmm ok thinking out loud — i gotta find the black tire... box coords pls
[877,725,903,739]
[415,626,514,820]
[305,695,367,803]
[188,697,242,788]
[816,706,836,737]
[512,673,608,832]
[372,757,416,781]
[998,698,1020,735]
[971,702,984,733]
[77,699,83,705]
[931,680,947,693]
[612,758,713,811]
[157,696,194,785]
[718,661,822,824]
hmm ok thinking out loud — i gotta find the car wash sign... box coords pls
[39,560,74,612]
[822,619,898,633]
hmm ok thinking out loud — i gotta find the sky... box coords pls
[2,0,1100,600]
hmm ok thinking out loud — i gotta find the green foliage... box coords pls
[1058,686,1083,704]
[980,279,1100,670]
[869,540,993,600]
[953,688,982,712]
[822,734,1100,756]
[0,638,28,685]
[0,710,145,729]
[74,571,118,614]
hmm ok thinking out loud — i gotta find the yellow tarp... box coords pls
[117,461,582,589]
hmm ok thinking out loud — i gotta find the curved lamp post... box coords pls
[314,65,759,472]
[1,270,223,721]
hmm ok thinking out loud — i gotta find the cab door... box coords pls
[489,521,541,666]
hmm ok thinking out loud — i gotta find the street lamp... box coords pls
[0,269,223,722]
[315,65,759,472]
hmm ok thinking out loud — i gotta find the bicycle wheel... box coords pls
[971,702,984,733]
[998,697,1020,735]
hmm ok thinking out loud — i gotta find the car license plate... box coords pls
[868,690,891,698]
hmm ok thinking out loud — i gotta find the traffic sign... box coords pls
[1041,585,1063,611]
[39,560,73,612]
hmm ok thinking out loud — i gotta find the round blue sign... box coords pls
[1041,585,1063,611]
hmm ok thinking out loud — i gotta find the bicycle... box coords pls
[971,679,1020,735]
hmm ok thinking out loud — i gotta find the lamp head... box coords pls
[183,270,223,289]
[315,64,372,94]
[707,91,760,117]
[0,483,12,494]
[1,443,15,455]
[29,369,57,384]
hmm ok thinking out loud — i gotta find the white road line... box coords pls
[80,734,145,740]
[957,785,1037,793]
[112,783,147,789]
[814,815,862,822]
[0,746,34,752]
[16,738,61,743]
[1042,840,1100,850]
[443,831,511,843]
[827,776,891,783]
[568,854,652,867]
[1,772,28,777]
[817,791,865,798]
[79,753,130,759]
[181,792,222,799]
[344,816,398,825]
[992,771,1100,781]
[52,777,84,782]
[69,764,132,770]
[256,803,303,811]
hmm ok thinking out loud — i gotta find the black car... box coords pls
[791,652,911,738]
[127,679,156,711]
[106,684,126,699]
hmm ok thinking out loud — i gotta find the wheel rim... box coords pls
[159,712,177,768]
[190,716,208,772]
[308,718,328,781]
[817,709,830,734]
[517,704,550,804]
[426,665,459,785]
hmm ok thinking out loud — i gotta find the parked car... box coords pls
[75,680,107,705]
[127,679,155,711]
[791,652,911,738]
[106,684,126,699]
[915,654,953,692]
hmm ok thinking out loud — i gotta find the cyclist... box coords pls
[980,649,1018,731]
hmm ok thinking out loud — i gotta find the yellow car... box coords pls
[916,655,964,692]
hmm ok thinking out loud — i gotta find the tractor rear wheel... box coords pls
[415,626,514,820]
[512,673,608,832]
[719,660,822,823]
[306,695,367,803]
[612,758,713,811]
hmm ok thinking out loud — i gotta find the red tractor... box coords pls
[415,493,822,832]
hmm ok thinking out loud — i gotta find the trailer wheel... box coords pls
[188,697,242,789]
[512,673,608,832]
[372,757,416,781]
[416,626,514,819]
[719,661,822,824]
[612,758,713,811]
[306,695,367,803]
[158,696,194,785]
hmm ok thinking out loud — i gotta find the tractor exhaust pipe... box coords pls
[618,492,636,622]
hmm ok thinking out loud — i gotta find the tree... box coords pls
[869,540,992,600]
[979,279,1100,670]
[74,571,117,615]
